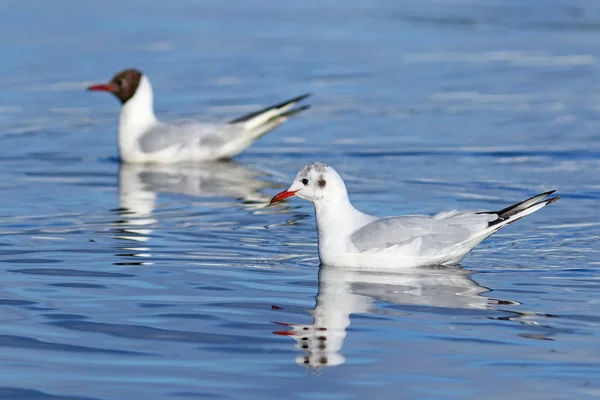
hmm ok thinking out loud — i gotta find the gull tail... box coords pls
[444,191,560,266]
[229,93,311,138]
[480,190,561,229]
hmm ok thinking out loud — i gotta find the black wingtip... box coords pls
[291,93,312,103]
[275,104,311,120]
[267,93,312,110]
[482,190,560,227]
[494,190,557,218]
[228,93,312,124]
[544,196,561,205]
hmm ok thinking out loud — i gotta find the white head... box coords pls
[270,162,347,204]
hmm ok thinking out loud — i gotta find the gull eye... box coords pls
[301,178,309,185]
[118,78,127,87]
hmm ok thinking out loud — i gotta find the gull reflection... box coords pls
[113,161,275,264]
[274,264,515,370]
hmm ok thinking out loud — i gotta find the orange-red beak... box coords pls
[270,190,298,204]
[87,83,118,92]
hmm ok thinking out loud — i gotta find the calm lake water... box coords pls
[0,0,600,399]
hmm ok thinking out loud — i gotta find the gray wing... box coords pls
[138,121,243,154]
[350,211,497,252]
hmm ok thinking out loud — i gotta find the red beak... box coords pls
[87,83,118,92]
[270,190,298,204]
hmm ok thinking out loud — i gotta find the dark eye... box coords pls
[301,178,309,185]
[118,78,127,87]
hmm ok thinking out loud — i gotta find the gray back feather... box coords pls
[138,121,243,154]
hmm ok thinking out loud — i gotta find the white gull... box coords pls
[270,162,560,268]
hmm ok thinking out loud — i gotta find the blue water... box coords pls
[0,0,600,399]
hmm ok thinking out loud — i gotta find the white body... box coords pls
[312,193,511,269]
[314,206,538,269]
[116,76,306,164]
[274,163,558,269]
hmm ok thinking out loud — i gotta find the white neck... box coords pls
[313,190,374,254]
[118,75,158,158]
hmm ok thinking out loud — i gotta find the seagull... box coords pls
[87,68,310,164]
[269,162,560,268]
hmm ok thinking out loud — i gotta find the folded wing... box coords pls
[137,94,311,159]
[349,213,496,254]
[350,191,559,258]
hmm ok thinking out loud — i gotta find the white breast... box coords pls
[118,75,158,162]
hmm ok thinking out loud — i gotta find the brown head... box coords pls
[87,69,143,104]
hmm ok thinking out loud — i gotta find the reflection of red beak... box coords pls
[87,83,118,92]
[270,190,298,204]
[273,330,295,336]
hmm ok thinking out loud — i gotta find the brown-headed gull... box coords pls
[270,162,560,268]
[87,68,310,164]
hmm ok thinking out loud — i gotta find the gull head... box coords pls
[270,162,346,204]
[87,68,143,105]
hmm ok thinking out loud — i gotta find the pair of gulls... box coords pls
[89,69,560,269]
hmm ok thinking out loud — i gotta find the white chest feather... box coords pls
[118,75,158,161]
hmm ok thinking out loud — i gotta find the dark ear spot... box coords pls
[318,177,326,188]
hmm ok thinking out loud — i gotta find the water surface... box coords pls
[0,0,599,399]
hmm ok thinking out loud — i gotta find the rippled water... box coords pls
[1,0,600,399]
